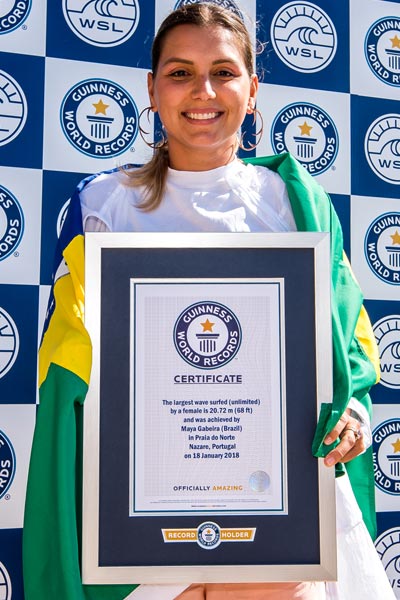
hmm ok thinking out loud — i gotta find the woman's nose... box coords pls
[191,76,217,100]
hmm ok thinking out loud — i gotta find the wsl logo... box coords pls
[271,102,338,175]
[375,527,400,594]
[0,70,27,146]
[174,0,244,21]
[0,0,31,34]
[197,522,221,550]
[0,185,24,261]
[373,315,400,389]
[364,212,400,285]
[270,1,337,73]
[0,562,11,600]
[63,0,140,47]
[365,17,400,87]
[60,78,139,158]
[0,308,19,378]
[365,114,400,184]
[373,419,400,495]
[0,430,16,500]
[174,301,241,369]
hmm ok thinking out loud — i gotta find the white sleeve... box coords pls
[84,215,110,233]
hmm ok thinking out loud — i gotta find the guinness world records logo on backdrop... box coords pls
[365,16,400,87]
[0,430,16,501]
[364,212,400,285]
[0,185,24,262]
[0,0,31,34]
[271,102,338,175]
[60,78,139,158]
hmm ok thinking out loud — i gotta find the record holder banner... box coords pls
[82,232,336,584]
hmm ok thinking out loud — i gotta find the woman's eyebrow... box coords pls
[161,57,239,66]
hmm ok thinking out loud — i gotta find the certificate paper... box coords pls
[130,280,287,516]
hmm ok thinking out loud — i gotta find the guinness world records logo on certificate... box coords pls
[173,301,242,369]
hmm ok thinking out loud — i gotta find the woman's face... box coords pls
[148,24,258,171]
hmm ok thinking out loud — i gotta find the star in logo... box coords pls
[390,34,400,49]
[390,230,400,245]
[200,319,215,332]
[392,437,400,453]
[298,121,313,136]
[92,99,110,115]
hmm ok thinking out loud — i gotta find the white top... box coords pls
[80,159,297,233]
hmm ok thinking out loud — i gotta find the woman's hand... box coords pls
[323,408,365,467]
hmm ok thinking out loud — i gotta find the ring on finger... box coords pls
[343,425,362,441]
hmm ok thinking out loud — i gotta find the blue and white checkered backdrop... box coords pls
[0,0,399,597]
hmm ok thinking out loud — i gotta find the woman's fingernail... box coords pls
[324,436,332,444]
[325,456,335,466]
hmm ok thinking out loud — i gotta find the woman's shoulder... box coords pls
[79,164,140,228]
[80,164,135,196]
[240,160,288,199]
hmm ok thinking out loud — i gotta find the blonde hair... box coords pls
[125,2,255,212]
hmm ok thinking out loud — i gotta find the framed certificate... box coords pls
[82,232,336,584]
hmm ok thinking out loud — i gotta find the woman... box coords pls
[24,3,395,600]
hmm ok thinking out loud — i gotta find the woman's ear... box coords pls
[247,74,259,114]
[147,72,157,112]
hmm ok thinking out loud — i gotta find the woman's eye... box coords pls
[215,70,235,78]
[170,70,189,78]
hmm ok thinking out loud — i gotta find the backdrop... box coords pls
[0,0,399,598]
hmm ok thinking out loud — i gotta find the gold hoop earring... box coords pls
[139,106,168,149]
[238,107,264,152]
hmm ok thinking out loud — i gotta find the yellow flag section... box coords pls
[23,173,138,600]
[38,234,91,387]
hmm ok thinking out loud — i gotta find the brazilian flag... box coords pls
[22,177,137,600]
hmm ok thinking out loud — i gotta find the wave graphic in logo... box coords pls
[365,114,400,184]
[270,1,337,73]
[373,315,400,389]
[0,562,12,600]
[63,0,140,47]
[0,307,19,378]
[375,527,400,594]
[0,70,27,146]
